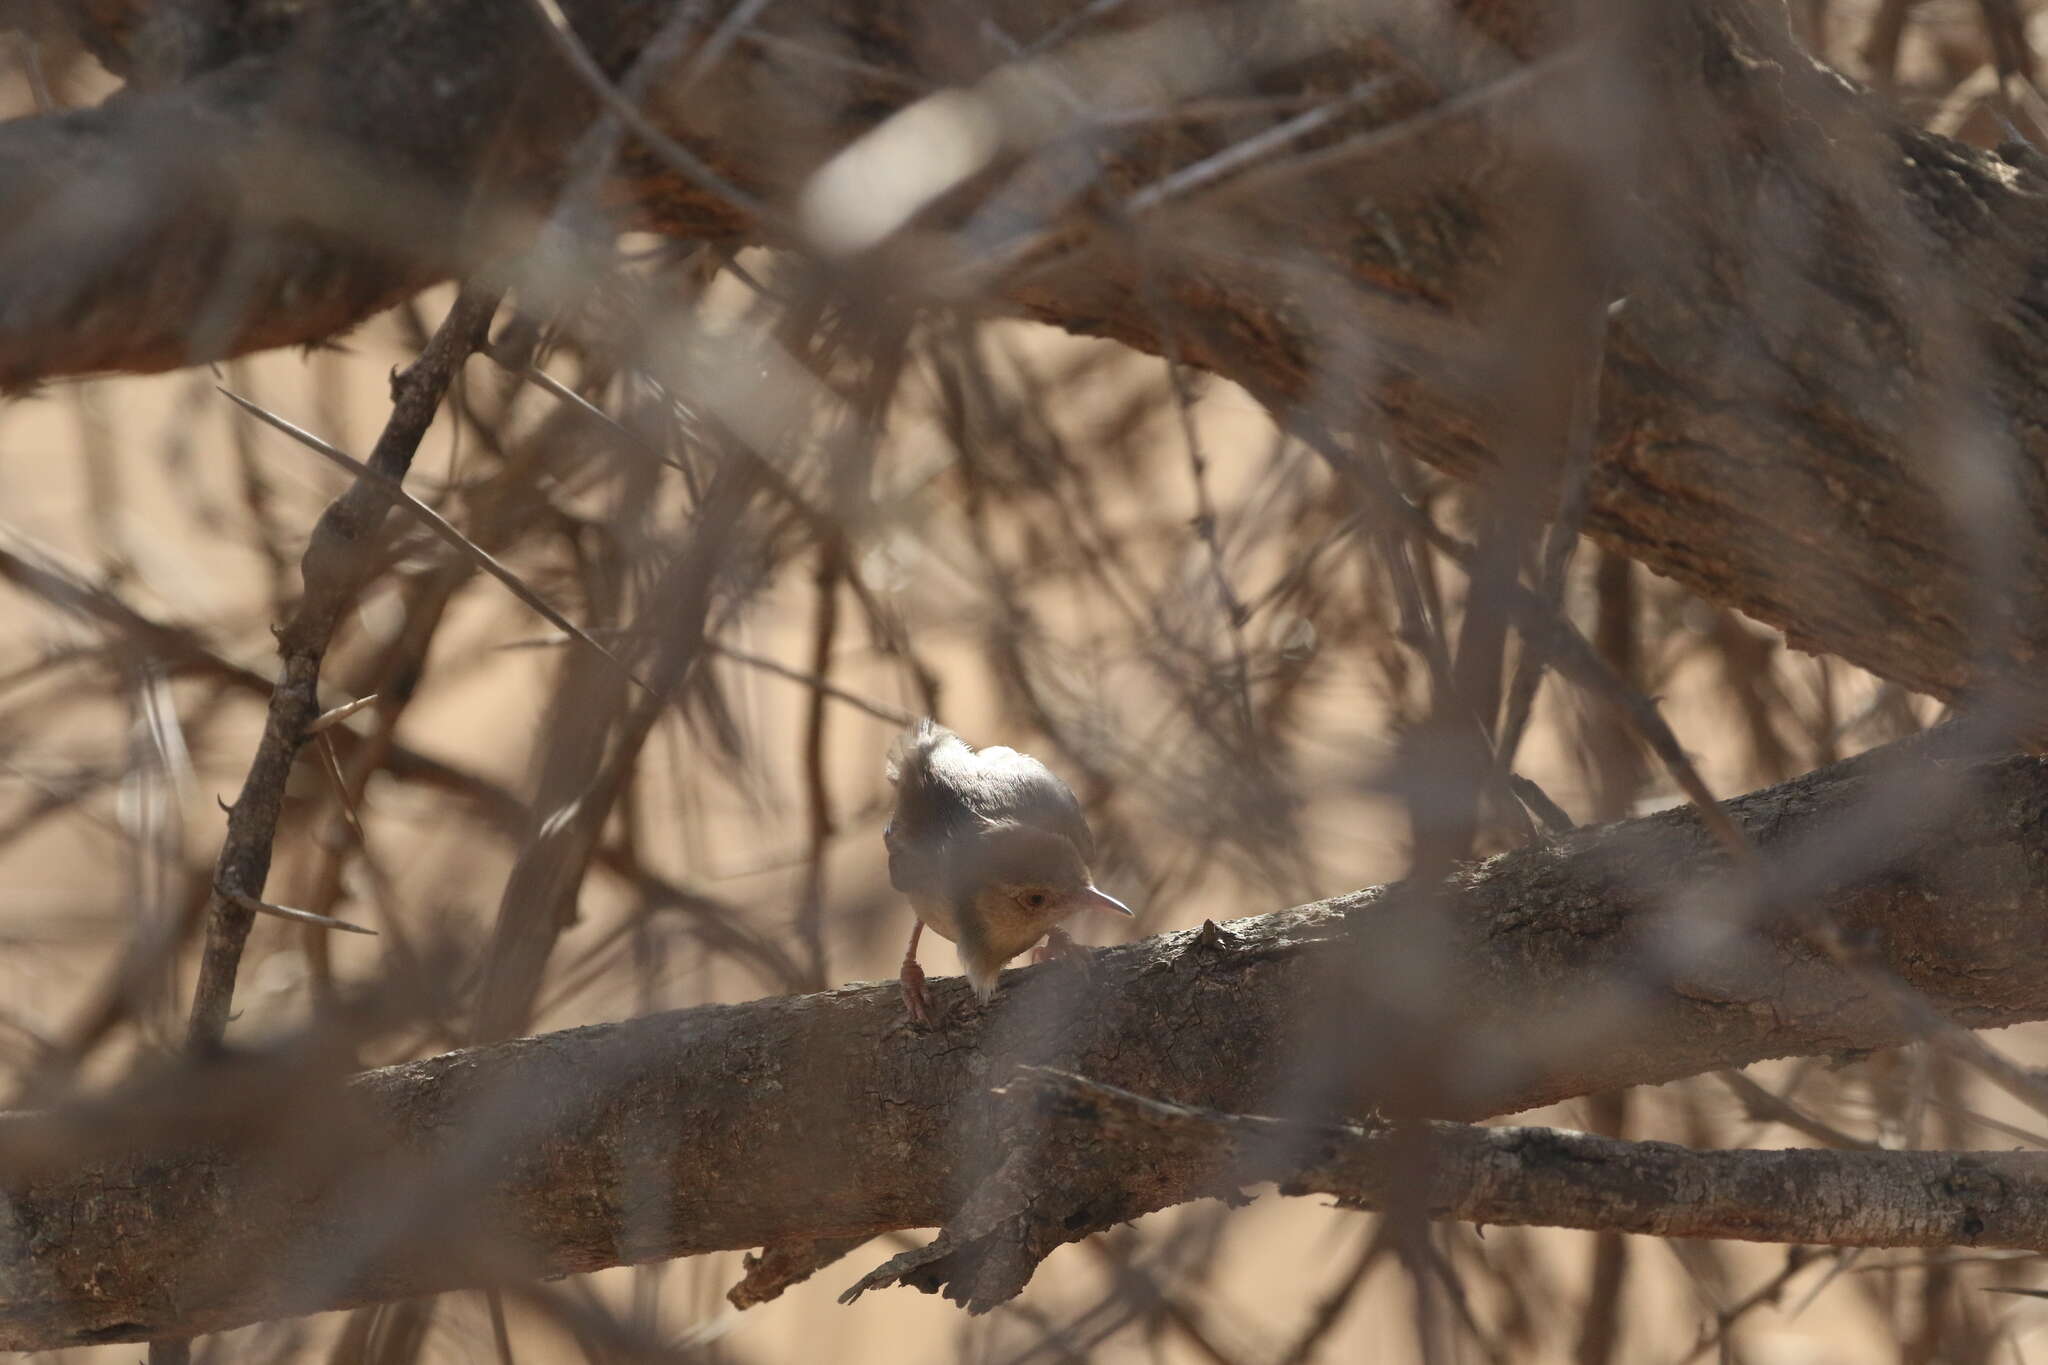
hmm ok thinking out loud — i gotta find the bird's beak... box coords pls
[1081,884,1134,916]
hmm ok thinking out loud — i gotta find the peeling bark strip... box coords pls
[8,1,2048,720]
[2,741,2047,1348]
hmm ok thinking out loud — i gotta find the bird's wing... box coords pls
[885,721,1097,893]
[885,720,977,896]
[951,745,1095,862]
[884,819,935,897]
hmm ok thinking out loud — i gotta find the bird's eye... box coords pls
[1022,891,1048,910]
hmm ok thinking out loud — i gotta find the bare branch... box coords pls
[8,741,2048,1348]
[862,1066,2048,1301]
[186,285,498,1049]
[217,386,646,691]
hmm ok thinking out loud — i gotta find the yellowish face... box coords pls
[950,822,1096,969]
[967,872,1090,960]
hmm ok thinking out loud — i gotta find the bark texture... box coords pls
[986,1068,2048,1255]
[6,740,2048,1348]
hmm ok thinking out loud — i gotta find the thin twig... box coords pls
[309,694,380,734]
[186,284,499,1050]
[480,342,686,472]
[1673,1247,1816,1365]
[486,1290,518,1365]
[1493,292,1613,780]
[217,888,378,936]
[314,734,366,842]
[217,386,647,691]
[796,545,841,991]
[1275,1224,1391,1365]
[499,632,915,725]
[1715,1069,1878,1152]
[1299,419,1755,867]
[518,0,779,228]
[1125,77,1395,215]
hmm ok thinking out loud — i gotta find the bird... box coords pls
[883,718,1131,1025]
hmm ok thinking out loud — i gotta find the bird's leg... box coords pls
[899,920,937,1027]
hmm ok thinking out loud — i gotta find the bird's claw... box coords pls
[899,958,938,1029]
[1033,926,1088,969]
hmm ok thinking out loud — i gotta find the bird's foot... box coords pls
[1033,926,1084,967]
[899,958,938,1029]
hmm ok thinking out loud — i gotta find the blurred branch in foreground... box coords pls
[4,0,2048,736]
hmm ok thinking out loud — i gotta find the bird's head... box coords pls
[953,821,1131,958]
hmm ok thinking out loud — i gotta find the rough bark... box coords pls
[6,737,2048,1348]
[6,0,2048,724]
[977,1068,2048,1259]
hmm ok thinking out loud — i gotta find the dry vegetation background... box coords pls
[7,0,2048,1361]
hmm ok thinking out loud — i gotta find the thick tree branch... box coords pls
[872,1064,2048,1308]
[853,1066,2048,1301]
[6,738,2048,1348]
